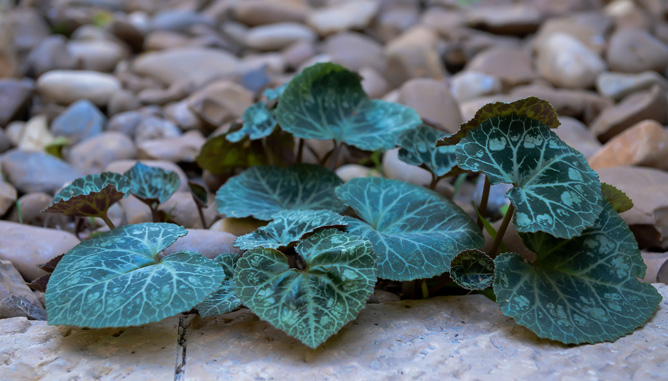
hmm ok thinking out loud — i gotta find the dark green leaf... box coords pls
[234,229,376,348]
[43,172,131,217]
[494,200,662,344]
[44,136,70,159]
[227,102,278,143]
[196,253,242,317]
[275,62,421,152]
[188,181,208,207]
[336,177,484,281]
[601,182,633,213]
[46,223,225,328]
[216,164,345,221]
[450,249,494,290]
[397,125,457,176]
[196,132,269,175]
[124,162,180,205]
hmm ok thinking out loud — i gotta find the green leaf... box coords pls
[196,253,242,317]
[227,102,278,143]
[44,136,70,159]
[196,132,269,175]
[46,223,225,328]
[275,62,421,152]
[43,172,131,217]
[216,164,345,221]
[235,209,347,250]
[494,200,662,344]
[234,229,376,348]
[264,83,287,101]
[336,177,484,281]
[450,249,494,290]
[601,182,633,213]
[397,125,457,177]
[454,97,602,239]
[187,181,208,207]
[124,162,180,205]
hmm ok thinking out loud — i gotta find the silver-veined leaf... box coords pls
[196,253,242,317]
[124,162,180,205]
[226,102,277,143]
[450,249,494,290]
[397,125,457,177]
[43,172,131,217]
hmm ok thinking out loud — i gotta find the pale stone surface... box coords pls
[184,284,668,380]
[588,120,668,171]
[160,229,240,259]
[307,0,379,36]
[0,259,46,320]
[36,70,121,106]
[536,33,606,89]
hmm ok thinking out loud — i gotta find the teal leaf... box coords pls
[187,181,208,207]
[275,62,421,152]
[124,162,180,205]
[227,102,278,143]
[494,200,662,344]
[43,172,131,217]
[45,223,225,328]
[216,164,345,221]
[235,209,347,250]
[234,229,376,348]
[449,249,494,290]
[454,97,602,239]
[196,132,269,175]
[264,83,287,101]
[601,182,633,213]
[336,177,484,281]
[196,253,242,317]
[397,125,457,177]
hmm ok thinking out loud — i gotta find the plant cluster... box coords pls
[43,63,662,349]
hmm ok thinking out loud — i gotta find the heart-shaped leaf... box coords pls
[453,97,602,239]
[196,253,242,318]
[226,102,278,143]
[601,182,633,213]
[234,229,376,348]
[336,177,484,281]
[235,209,347,250]
[494,200,662,344]
[43,172,131,217]
[275,62,421,152]
[450,249,494,290]
[196,132,269,175]
[216,164,345,221]
[124,162,180,205]
[397,125,458,177]
[46,223,225,328]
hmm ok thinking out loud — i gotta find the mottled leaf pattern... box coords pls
[227,102,278,143]
[234,229,376,348]
[336,177,484,280]
[494,200,662,344]
[450,249,495,290]
[44,172,131,217]
[196,253,242,317]
[235,209,347,250]
[264,83,286,101]
[601,182,633,213]
[124,162,180,204]
[216,164,345,221]
[397,125,457,176]
[275,62,421,151]
[46,223,225,328]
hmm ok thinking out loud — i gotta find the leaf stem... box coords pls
[150,206,160,223]
[428,173,440,190]
[489,203,514,258]
[477,175,490,229]
[196,203,207,229]
[328,141,342,171]
[262,137,275,166]
[100,213,116,230]
[296,138,304,164]
[421,279,429,299]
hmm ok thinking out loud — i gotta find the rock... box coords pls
[209,217,266,237]
[105,160,188,192]
[367,289,401,304]
[8,8,49,54]
[17,115,54,151]
[135,117,181,144]
[281,40,317,69]
[597,166,668,249]
[607,28,668,73]
[244,22,317,50]
[322,32,385,73]
[397,78,462,134]
[184,284,668,379]
[143,30,192,51]
[164,100,202,131]
[151,9,214,32]
[240,64,271,93]
[132,47,240,87]
[590,85,668,142]
[1,150,82,194]
[0,260,46,320]
[118,195,152,225]
[371,4,420,43]
[0,316,178,380]
[335,164,379,183]
[510,84,611,124]
[66,39,129,72]
[0,221,79,281]
[137,81,191,106]
[382,148,452,196]
[107,108,160,137]
[137,130,205,162]
[158,192,219,229]
[0,181,16,217]
[0,128,10,153]
[533,12,611,55]
[108,89,141,116]
[589,120,668,171]
[0,79,33,126]
[536,33,606,89]
[232,0,311,26]
[553,116,602,159]
[360,67,388,99]
[596,71,668,100]
[307,1,379,36]
[450,71,501,102]
[67,132,137,175]
[26,35,76,77]
[36,70,121,106]
[161,229,239,259]
[108,17,145,52]
[642,252,668,283]
[384,26,446,88]
[187,80,253,127]
[466,46,535,89]
[50,100,105,145]
[605,0,653,30]
[466,4,543,35]
[6,192,68,228]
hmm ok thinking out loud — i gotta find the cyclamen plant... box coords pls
[43,62,662,349]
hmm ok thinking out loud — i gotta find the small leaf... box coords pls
[494,200,662,344]
[264,83,287,101]
[124,162,180,205]
[46,223,225,328]
[196,253,242,317]
[275,62,421,152]
[216,164,345,221]
[397,125,458,177]
[450,249,494,290]
[188,181,208,207]
[234,229,376,348]
[43,172,131,217]
[227,102,277,143]
[601,182,633,213]
[454,97,602,239]
[44,136,70,159]
[235,209,348,250]
[336,177,484,281]
[196,132,269,175]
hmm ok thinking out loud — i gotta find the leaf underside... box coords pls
[227,102,278,143]
[188,181,208,207]
[336,177,484,281]
[397,124,458,177]
[450,249,495,290]
[601,182,633,213]
[196,253,242,317]
[44,172,131,217]
[124,162,180,204]
[494,200,662,344]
